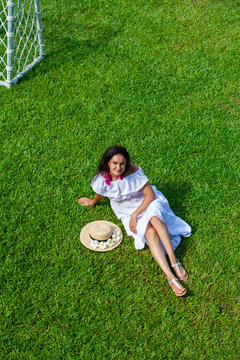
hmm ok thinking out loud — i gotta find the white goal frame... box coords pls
[0,0,45,88]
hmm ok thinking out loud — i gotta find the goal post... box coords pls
[0,0,45,88]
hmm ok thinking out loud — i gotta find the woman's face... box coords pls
[108,154,127,179]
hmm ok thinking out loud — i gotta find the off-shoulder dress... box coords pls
[91,167,191,251]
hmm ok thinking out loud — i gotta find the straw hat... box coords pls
[80,220,123,252]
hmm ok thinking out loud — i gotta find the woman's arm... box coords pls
[78,193,105,207]
[129,182,155,234]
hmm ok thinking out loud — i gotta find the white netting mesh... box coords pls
[0,0,8,82]
[0,0,44,87]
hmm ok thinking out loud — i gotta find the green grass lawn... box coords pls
[0,0,239,358]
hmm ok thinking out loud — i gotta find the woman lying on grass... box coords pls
[78,145,191,297]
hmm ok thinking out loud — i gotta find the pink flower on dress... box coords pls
[103,172,123,186]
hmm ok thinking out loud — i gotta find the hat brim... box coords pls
[80,220,123,252]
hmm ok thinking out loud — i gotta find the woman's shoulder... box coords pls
[123,163,139,177]
[121,164,148,194]
[91,172,106,196]
[91,172,104,184]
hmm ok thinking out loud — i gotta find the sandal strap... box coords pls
[171,261,182,277]
[168,277,182,289]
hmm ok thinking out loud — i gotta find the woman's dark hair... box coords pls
[96,145,130,175]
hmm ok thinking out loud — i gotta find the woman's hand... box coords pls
[78,197,94,207]
[129,213,138,234]
[128,183,155,234]
[78,193,105,207]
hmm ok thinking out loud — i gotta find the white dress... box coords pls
[91,167,191,251]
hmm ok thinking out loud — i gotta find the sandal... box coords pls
[171,260,188,283]
[168,277,187,297]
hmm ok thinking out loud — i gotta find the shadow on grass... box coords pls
[43,22,119,70]
[155,180,190,217]
[17,20,120,84]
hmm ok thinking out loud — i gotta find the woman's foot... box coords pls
[168,277,187,297]
[171,260,188,283]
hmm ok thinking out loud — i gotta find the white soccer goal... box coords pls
[0,0,45,88]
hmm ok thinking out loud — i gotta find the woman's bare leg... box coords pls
[145,224,186,295]
[149,216,177,263]
[150,216,187,281]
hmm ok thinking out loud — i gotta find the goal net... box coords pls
[0,0,45,88]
